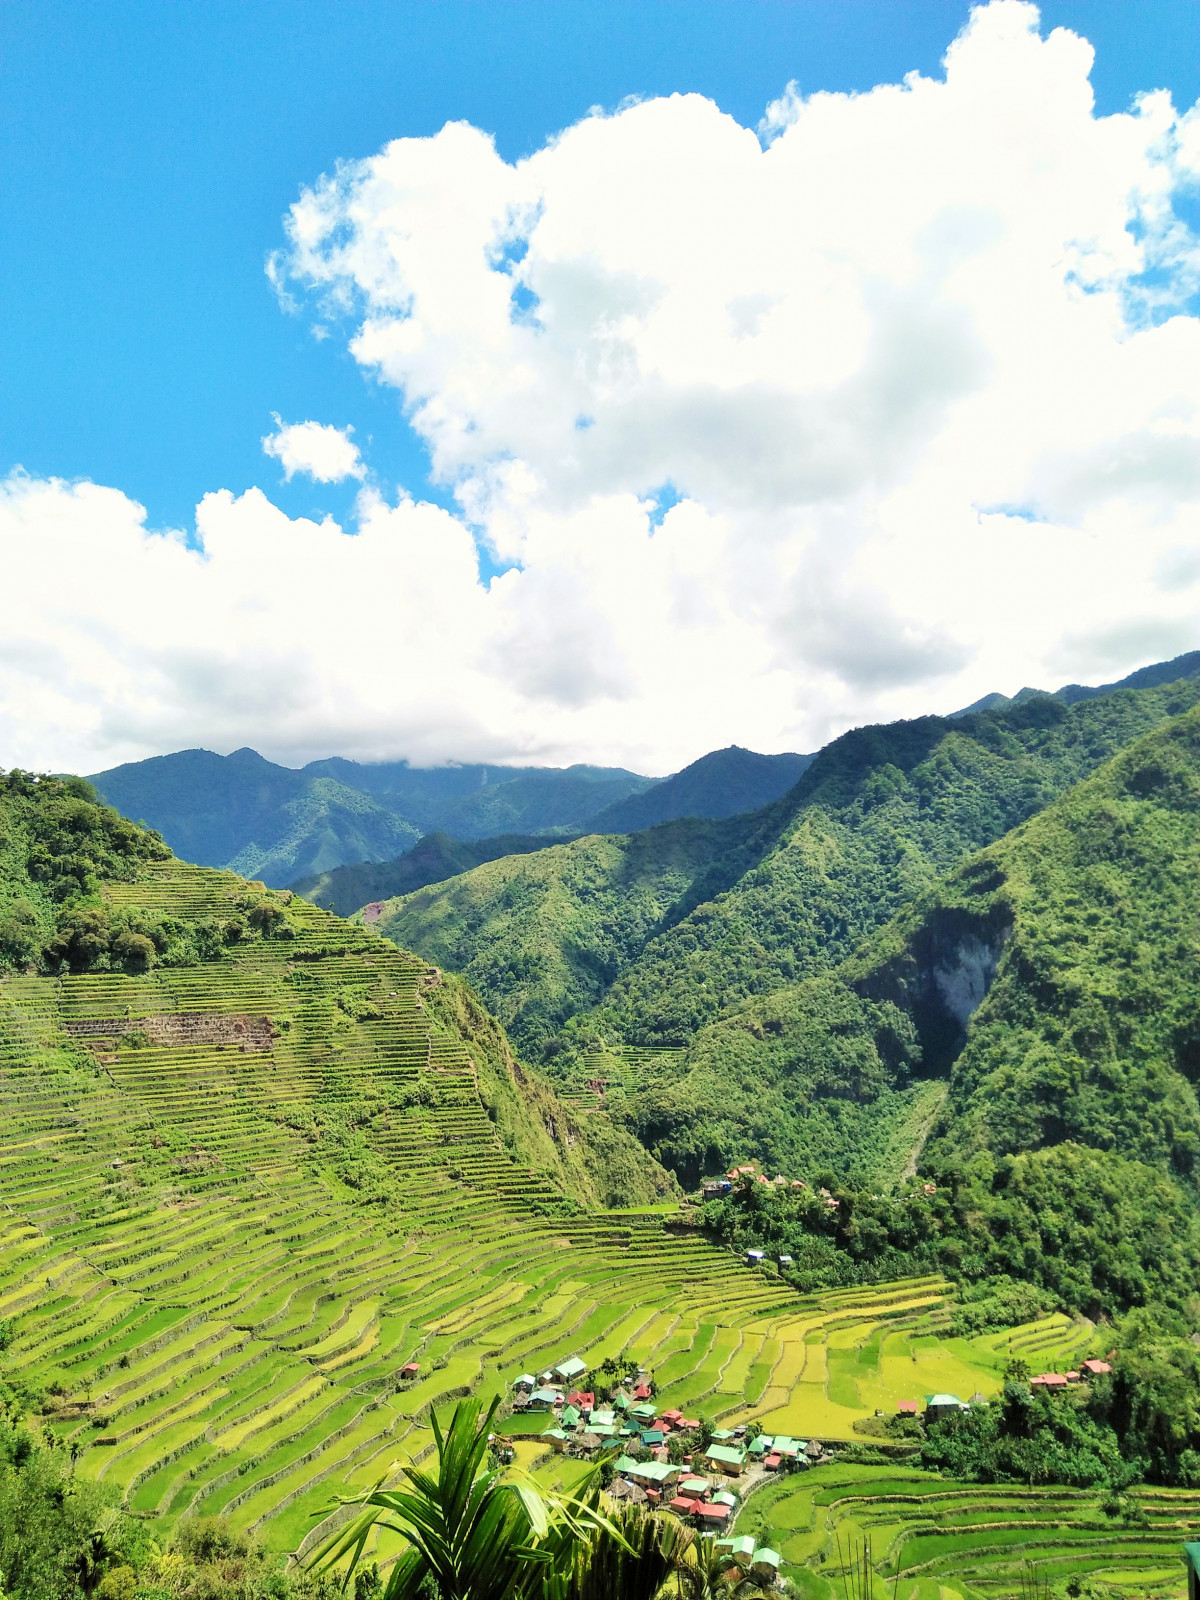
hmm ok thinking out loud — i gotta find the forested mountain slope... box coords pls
[366,817,752,1055]
[91,747,422,888]
[372,670,1200,1061]
[664,707,1200,1317]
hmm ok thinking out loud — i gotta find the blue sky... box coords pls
[3,0,1197,534]
[3,1,1200,775]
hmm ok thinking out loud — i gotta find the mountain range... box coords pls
[89,743,810,889]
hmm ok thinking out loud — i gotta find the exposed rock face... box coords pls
[857,904,1012,1074]
[933,935,1007,1029]
[65,1013,275,1051]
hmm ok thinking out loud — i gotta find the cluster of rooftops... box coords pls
[510,1354,820,1583]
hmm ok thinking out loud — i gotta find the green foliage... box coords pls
[1090,1305,1200,1485]
[295,832,563,918]
[376,819,748,1057]
[0,1413,122,1599]
[0,772,311,976]
[921,1317,1200,1492]
[701,1139,1200,1316]
[920,1375,1129,1488]
[309,1395,617,1600]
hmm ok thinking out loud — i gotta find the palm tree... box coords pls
[553,1503,685,1600]
[671,1535,773,1600]
[309,1395,623,1600]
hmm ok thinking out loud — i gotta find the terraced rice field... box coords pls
[0,857,1120,1573]
[737,1462,1198,1600]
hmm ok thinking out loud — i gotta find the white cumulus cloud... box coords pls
[262,417,365,482]
[3,1,1200,777]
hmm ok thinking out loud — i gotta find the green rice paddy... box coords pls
[0,858,1181,1591]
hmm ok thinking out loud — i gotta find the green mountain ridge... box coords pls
[371,669,1200,1064]
[90,748,655,888]
[91,743,813,895]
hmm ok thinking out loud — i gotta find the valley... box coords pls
[4,666,1200,1596]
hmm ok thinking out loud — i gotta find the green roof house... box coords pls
[716,1536,756,1565]
[514,1374,536,1391]
[713,1490,737,1507]
[554,1357,587,1382]
[925,1393,966,1418]
[752,1547,782,1581]
[591,1408,616,1428]
[560,1405,581,1429]
[748,1435,772,1456]
[705,1443,746,1476]
[711,1428,736,1441]
[622,1459,680,1486]
[631,1402,658,1421]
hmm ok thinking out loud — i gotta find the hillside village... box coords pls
[507,1337,1124,1590]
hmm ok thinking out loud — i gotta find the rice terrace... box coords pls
[1,844,1196,1595]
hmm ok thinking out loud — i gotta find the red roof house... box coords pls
[696,1504,731,1524]
[1030,1373,1068,1389]
[1081,1359,1112,1376]
[897,1401,919,1415]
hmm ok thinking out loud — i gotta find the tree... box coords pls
[309,1396,622,1600]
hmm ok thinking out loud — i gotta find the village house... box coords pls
[526,1386,561,1411]
[1081,1358,1113,1377]
[554,1356,588,1384]
[752,1548,782,1583]
[705,1442,747,1476]
[398,1361,420,1380]
[1184,1541,1200,1600]
[924,1393,967,1419]
[611,1455,681,1490]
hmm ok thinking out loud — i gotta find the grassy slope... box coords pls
[372,675,1200,1062]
